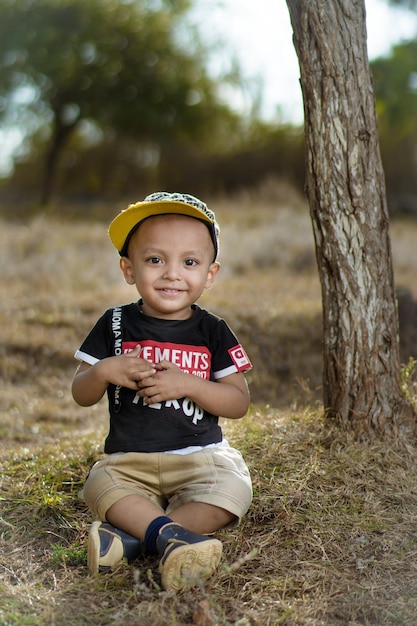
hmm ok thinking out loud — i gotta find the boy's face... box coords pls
[120,214,220,320]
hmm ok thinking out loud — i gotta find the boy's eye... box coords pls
[148,257,162,264]
[184,259,198,266]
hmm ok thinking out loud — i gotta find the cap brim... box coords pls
[108,200,213,254]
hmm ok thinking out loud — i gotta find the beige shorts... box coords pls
[82,446,252,526]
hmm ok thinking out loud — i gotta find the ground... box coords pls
[2,186,417,625]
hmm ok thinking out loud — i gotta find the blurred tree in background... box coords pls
[0,0,306,206]
[0,0,247,205]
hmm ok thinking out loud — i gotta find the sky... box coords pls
[197,0,417,124]
[2,0,417,174]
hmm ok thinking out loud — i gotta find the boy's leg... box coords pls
[103,495,228,591]
[170,501,235,533]
[106,493,166,539]
[88,495,165,574]
[106,495,235,537]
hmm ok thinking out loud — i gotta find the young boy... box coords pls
[72,191,253,592]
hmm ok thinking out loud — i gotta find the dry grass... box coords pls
[2,181,417,625]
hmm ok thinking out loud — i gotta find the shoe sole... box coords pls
[88,521,128,574]
[87,520,102,575]
[159,538,223,592]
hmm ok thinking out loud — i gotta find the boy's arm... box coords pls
[192,371,250,419]
[137,362,250,419]
[72,345,156,407]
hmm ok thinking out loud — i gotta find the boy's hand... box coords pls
[136,360,188,403]
[136,361,249,419]
[72,345,161,407]
[95,344,156,391]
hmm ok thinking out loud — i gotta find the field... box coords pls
[2,182,417,625]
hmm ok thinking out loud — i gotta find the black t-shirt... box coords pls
[75,302,252,453]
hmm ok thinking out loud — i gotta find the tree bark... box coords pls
[286,0,416,437]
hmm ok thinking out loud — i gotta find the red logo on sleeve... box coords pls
[228,345,252,371]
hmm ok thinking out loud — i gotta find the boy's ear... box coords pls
[205,261,220,290]
[120,257,135,285]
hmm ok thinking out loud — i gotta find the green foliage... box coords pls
[0,0,219,136]
[372,41,417,134]
[401,357,417,406]
[51,542,87,566]
[371,40,417,214]
[388,0,417,8]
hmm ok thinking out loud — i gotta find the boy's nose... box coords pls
[162,263,181,280]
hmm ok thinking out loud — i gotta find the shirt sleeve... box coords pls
[210,317,252,379]
[74,309,114,364]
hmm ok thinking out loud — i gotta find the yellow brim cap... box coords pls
[108,192,219,258]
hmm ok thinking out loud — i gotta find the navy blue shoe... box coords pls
[88,521,143,574]
[156,523,222,592]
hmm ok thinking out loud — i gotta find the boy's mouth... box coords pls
[158,288,184,295]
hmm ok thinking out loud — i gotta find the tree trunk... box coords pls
[285,0,416,437]
[40,115,78,207]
